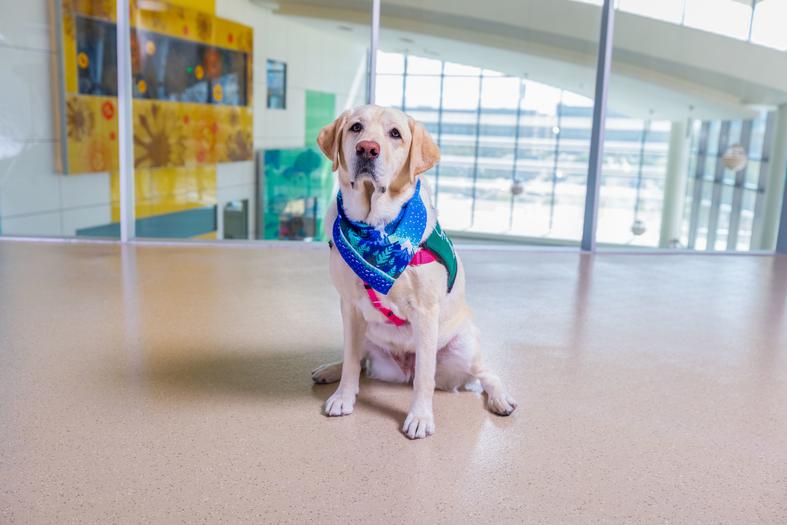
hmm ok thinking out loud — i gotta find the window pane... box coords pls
[683,0,751,40]
[598,0,787,252]
[750,0,787,51]
[130,1,367,241]
[377,51,405,74]
[376,75,404,108]
[376,2,591,245]
[442,77,480,110]
[406,55,441,75]
[481,77,520,110]
[443,62,481,76]
[404,76,441,109]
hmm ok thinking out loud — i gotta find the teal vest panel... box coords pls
[423,221,458,293]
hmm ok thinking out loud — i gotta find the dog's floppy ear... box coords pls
[407,118,440,182]
[317,111,349,172]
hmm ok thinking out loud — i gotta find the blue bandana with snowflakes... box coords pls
[333,180,427,294]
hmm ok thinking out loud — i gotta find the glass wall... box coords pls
[682,112,775,251]
[0,0,367,242]
[0,1,119,238]
[122,0,367,241]
[574,0,786,51]
[598,0,787,251]
[377,56,602,242]
[376,0,602,245]
[596,116,670,246]
[2,0,786,252]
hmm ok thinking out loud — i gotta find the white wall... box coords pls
[0,2,112,236]
[0,0,366,238]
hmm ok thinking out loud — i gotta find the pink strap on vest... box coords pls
[409,248,437,266]
[363,248,437,326]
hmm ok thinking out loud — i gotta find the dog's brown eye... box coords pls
[350,122,363,133]
[390,128,401,139]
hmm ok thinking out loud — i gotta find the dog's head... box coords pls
[317,105,440,196]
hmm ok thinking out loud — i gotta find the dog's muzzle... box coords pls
[354,157,377,181]
[352,140,380,188]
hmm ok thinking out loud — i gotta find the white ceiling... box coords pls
[259,0,787,120]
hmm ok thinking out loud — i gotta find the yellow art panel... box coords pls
[65,95,120,173]
[73,0,116,20]
[110,165,217,221]
[62,95,253,174]
[168,0,215,15]
[59,2,79,93]
[127,3,251,53]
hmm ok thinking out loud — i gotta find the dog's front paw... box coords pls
[402,411,435,440]
[487,392,517,416]
[324,389,356,416]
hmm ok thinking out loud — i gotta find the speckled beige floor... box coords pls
[1,240,786,524]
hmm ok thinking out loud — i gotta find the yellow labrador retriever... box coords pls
[312,105,516,439]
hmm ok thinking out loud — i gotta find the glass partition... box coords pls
[121,0,369,241]
[376,0,603,245]
[0,1,120,238]
[598,0,787,251]
[2,0,785,252]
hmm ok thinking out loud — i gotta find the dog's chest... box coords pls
[330,250,406,316]
[329,250,422,345]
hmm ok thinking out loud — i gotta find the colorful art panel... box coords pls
[53,0,254,175]
[263,147,333,241]
[260,90,338,241]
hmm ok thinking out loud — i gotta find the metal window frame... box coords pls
[751,112,775,250]
[469,71,485,228]
[580,0,615,252]
[547,91,564,233]
[687,122,711,249]
[400,53,408,111]
[726,119,753,250]
[632,119,651,222]
[777,167,787,253]
[433,61,446,207]
[508,79,526,230]
[705,120,731,250]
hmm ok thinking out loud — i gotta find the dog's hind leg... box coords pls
[311,361,342,384]
[471,358,517,416]
[365,341,412,384]
[311,338,383,384]
[459,324,517,416]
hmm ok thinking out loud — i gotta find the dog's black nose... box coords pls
[356,140,380,159]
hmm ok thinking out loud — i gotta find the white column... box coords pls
[367,0,380,105]
[659,120,690,248]
[117,0,135,241]
[756,103,787,251]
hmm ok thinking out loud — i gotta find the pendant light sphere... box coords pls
[511,180,524,196]
[631,219,647,236]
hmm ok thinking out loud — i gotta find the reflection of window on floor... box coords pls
[266,59,287,109]
[375,50,776,250]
